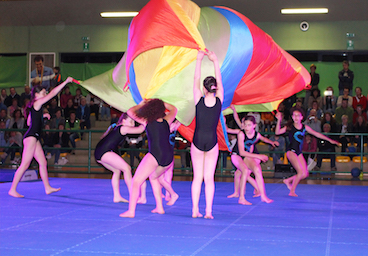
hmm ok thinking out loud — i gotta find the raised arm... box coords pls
[207,51,224,103]
[230,104,242,129]
[193,51,205,105]
[275,112,287,135]
[127,100,148,126]
[163,101,177,125]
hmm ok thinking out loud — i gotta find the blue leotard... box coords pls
[232,130,259,156]
[287,124,306,155]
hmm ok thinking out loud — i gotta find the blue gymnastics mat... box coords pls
[1,178,368,256]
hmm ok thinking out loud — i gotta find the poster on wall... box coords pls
[29,52,55,90]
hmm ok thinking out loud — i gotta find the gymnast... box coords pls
[94,113,145,203]
[120,99,179,218]
[8,77,74,198]
[191,50,223,219]
[275,108,340,197]
[227,110,276,204]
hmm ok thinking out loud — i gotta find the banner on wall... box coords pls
[29,52,55,90]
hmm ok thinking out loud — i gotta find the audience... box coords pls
[65,111,80,154]
[337,87,353,107]
[321,112,338,133]
[353,105,367,125]
[76,97,91,139]
[86,93,101,121]
[353,115,367,152]
[7,98,20,118]
[1,130,22,165]
[6,109,24,130]
[335,98,354,125]
[19,85,31,107]
[49,109,65,129]
[337,115,353,153]
[338,60,354,95]
[60,86,73,109]
[352,87,367,111]
[307,88,322,110]
[261,112,274,133]
[0,109,9,124]
[51,123,70,165]
[268,134,285,167]
[4,87,20,107]
[73,88,83,109]
[47,98,61,119]
[304,109,321,132]
[322,86,337,114]
[0,89,7,106]
[316,123,337,171]
[63,98,74,119]
[100,100,111,121]
[307,100,323,120]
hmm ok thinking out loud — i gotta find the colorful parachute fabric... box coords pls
[81,0,310,151]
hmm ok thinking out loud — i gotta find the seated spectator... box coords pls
[19,85,31,108]
[337,87,353,107]
[100,100,111,121]
[322,86,337,114]
[0,109,9,124]
[268,134,285,167]
[51,123,70,165]
[46,85,59,107]
[76,97,91,139]
[337,115,353,153]
[307,88,322,110]
[302,134,317,163]
[0,89,7,106]
[353,105,367,125]
[353,115,368,152]
[307,100,323,120]
[6,109,25,130]
[261,112,275,134]
[51,66,62,87]
[47,98,61,119]
[1,130,22,165]
[7,98,20,118]
[321,112,338,133]
[304,109,321,132]
[316,123,337,171]
[292,98,306,116]
[63,98,74,119]
[65,111,80,153]
[60,86,73,109]
[125,134,143,168]
[42,123,55,160]
[4,87,20,107]
[86,93,101,121]
[49,109,65,129]
[0,121,7,156]
[335,98,354,125]
[352,87,367,111]
[277,101,290,122]
[21,98,30,123]
[73,88,83,109]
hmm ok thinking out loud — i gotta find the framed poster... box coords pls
[29,52,55,89]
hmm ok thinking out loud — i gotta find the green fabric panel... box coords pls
[222,102,278,116]
[0,56,27,88]
[59,63,87,94]
[85,63,116,80]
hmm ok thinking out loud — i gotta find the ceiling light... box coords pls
[100,12,139,18]
[281,8,328,14]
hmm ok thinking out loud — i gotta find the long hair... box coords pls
[28,80,44,109]
[203,76,217,93]
[241,115,256,125]
[136,99,166,123]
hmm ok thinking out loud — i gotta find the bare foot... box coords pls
[113,197,129,203]
[166,193,179,206]
[137,197,147,204]
[204,214,214,219]
[253,192,261,198]
[165,195,171,201]
[261,197,274,203]
[8,189,24,198]
[45,187,61,195]
[238,198,252,205]
[119,210,135,218]
[289,191,298,197]
[192,211,203,218]
[227,193,239,198]
[151,208,165,214]
[283,179,291,190]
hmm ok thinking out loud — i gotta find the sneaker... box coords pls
[60,158,68,165]
[46,153,51,159]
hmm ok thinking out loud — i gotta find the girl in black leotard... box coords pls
[120,99,179,218]
[191,50,224,219]
[275,108,340,197]
[8,77,75,198]
[94,113,144,203]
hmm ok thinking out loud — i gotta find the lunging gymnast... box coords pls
[94,113,145,203]
[191,50,223,219]
[275,108,340,197]
[120,99,179,218]
[8,77,74,198]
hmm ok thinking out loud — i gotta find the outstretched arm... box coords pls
[305,125,341,146]
[163,101,177,125]
[193,51,205,105]
[207,51,224,103]
[258,133,279,147]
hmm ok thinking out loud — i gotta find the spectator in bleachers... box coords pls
[73,88,82,109]
[353,105,367,125]
[268,134,285,167]
[1,130,22,165]
[51,123,70,165]
[125,134,143,168]
[315,123,337,171]
[110,107,121,124]
[337,115,353,153]
[51,67,62,87]
[21,98,30,124]
[337,87,353,107]
[6,109,24,130]
[42,123,54,160]
[0,121,7,156]
[338,60,354,95]
[49,109,65,129]
[304,64,320,110]
[86,93,101,121]
[47,98,61,119]
[19,85,31,107]
[307,100,323,120]
[100,100,111,121]
[321,112,338,133]
[335,98,354,125]
[63,98,74,119]
[65,111,80,154]
[76,97,91,139]
[304,109,321,133]
[277,101,290,122]
[0,109,9,124]
[60,86,73,109]
[302,134,317,163]
[45,85,59,109]
[261,112,274,134]
[0,89,7,106]
[353,115,367,152]
[322,86,337,114]
[7,98,20,118]
[353,87,367,111]
[293,98,306,118]
[4,87,20,107]
[307,88,322,110]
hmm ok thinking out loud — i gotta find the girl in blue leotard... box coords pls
[191,50,224,219]
[8,77,74,198]
[120,99,179,218]
[275,108,340,197]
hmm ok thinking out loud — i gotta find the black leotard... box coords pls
[232,130,259,156]
[94,125,126,161]
[193,97,222,151]
[24,106,43,140]
[146,119,173,167]
[287,124,306,155]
